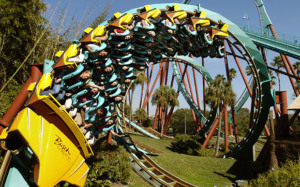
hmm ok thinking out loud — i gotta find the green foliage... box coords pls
[85,143,131,186]
[270,56,284,91]
[269,70,276,85]
[247,160,300,187]
[236,108,250,137]
[171,134,202,156]
[133,108,147,126]
[290,113,300,130]
[152,85,179,107]
[0,0,47,88]
[0,79,23,118]
[229,68,237,79]
[134,72,148,86]
[205,74,236,156]
[196,148,215,157]
[142,117,153,127]
[170,108,196,134]
[0,0,111,118]
[205,74,236,108]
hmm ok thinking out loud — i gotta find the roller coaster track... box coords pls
[244,30,300,60]
[118,131,197,187]
[0,2,275,186]
[116,109,160,139]
[169,56,218,137]
[130,152,197,187]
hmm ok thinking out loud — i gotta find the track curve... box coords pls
[57,2,273,158]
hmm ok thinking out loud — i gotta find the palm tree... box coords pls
[293,61,300,76]
[246,66,252,76]
[270,56,284,90]
[269,70,276,86]
[152,85,179,137]
[205,74,236,156]
[135,72,148,109]
[133,108,147,126]
[229,68,237,80]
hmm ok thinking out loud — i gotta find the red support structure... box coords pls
[0,65,42,133]
[202,107,225,149]
[202,58,206,116]
[275,91,289,138]
[192,68,202,130]
[178,62,198,127]
[223,46,233,147]
[192,68,201,112]
[186,65,199,127]
[165,61,169,86]
[146,68,149,114]
[224,104,229,152]
[283,55,298,78]
[142,64,163,109]
[145,65,154,115]
[227,41,253,97]
[269,25,299,96]
[224,45,240,143]
[162,61,171,134]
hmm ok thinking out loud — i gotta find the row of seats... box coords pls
[45,4,230,145]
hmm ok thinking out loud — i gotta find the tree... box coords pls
[0,0,47,85]
[133,108,147,126]
[269,70,277,86]
[152,86,179,137]
[236,108,250,136]
[0,0,47,118]
[293,61,300,92]
[270,56,284,90]
[246,66,252,76]
[293,61,300,76]
[229,68,237,80]
[170,108,196,134]
[205,74,236,156]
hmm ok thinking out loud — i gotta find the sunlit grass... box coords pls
[130,134,251,187]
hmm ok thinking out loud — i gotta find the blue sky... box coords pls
[43,0,300,115]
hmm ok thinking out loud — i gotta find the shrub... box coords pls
[171,134,202,155]
[247,160,300,187]
[85,142,131,186]
[196,148,215,157]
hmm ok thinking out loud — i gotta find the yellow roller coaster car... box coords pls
[5,107,89,186]
[208,23,229,40]
[108,12,134,30]
[192,11,210,31]
[53,40,80,69]
[165,4,187,24]
[81,25,108,44]
[137,5,161,24]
